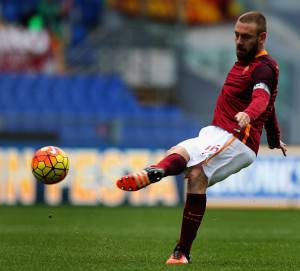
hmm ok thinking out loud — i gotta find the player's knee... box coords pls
[187,177,208,194]
[166,146,189,161]
[186,165,208,193]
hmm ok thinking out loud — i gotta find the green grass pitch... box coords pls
[0,206,299,271]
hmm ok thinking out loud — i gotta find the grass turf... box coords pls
[0,206,299,271]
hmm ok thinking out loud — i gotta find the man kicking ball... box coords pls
[116,11,287,264]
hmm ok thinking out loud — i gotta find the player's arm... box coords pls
[235,89,269,127]
[264,107,287,156]
[235,64,273,127]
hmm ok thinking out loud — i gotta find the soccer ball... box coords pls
[31,146,69,185]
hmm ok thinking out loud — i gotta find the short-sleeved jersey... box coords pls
[212,51,280,154]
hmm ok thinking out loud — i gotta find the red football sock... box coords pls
[178,193,207,252]
[154,153,187,176]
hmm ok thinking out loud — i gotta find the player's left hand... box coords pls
[235,112,250,128]
[278,140,287,156]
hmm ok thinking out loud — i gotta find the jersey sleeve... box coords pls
[264,107,281,148]
[243,64,275,121]
[252,63,275,91]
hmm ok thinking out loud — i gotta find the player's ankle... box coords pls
[144,167,165,183]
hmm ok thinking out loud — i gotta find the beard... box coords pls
[236,42,259,63]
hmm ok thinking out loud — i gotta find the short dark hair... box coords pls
[238,11,267,34]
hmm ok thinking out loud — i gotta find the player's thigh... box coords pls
[178,126,235,168]
[204,139,256,187]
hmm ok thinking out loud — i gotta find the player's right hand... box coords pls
[235,112,250,128]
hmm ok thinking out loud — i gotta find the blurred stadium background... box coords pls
[0,0,300,207]
[1,1,300,270]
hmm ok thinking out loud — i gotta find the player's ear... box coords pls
[258,31,267,44]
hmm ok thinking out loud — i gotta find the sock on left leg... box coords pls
[178,193,207,253]
[154,153,187,176]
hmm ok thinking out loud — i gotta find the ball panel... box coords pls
[50,156,58,166]
[56,154,64,163]
[38,161,45,170]
[64,158,69,170]
[44,174,64,185]
[32,167,43,179]
[33,167,44,177]
[33,173,43,181]
[42,166,52,176]
[36,155,47,161]
[32,157,39,169]
[54,169,66,176]
[55,162,65,170]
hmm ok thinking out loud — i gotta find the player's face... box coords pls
[234,21,265,62]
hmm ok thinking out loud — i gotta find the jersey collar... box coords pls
[255,49,268,58]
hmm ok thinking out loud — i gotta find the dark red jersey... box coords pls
[212,50,280,154]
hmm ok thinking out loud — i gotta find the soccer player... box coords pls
[116,11,287,264]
